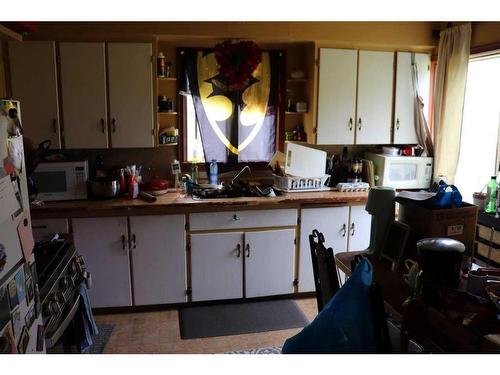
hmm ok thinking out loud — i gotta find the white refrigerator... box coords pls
[0,99,45,354]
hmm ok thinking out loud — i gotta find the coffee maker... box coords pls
[347,159,363,182]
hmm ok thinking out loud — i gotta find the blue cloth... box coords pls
[424,181,463,208]
[78,282,99,353]
[282,258,377,353]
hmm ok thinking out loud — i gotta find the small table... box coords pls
[334,251,500,353]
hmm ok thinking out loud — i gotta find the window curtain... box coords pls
[180,49,282,164]
[433,23,471,183]
[411,56,434,157]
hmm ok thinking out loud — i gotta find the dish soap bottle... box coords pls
[485,175,497,214]
[209,160,218,185]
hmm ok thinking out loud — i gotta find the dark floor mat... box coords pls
[179,299,309,339]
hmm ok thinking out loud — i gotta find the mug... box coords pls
[403,259,420,290]
[467,270,500,297]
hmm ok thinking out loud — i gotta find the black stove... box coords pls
[34,238,90,350]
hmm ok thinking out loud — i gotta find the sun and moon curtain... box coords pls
[180,48,282,163]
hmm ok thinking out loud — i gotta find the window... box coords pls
[185,94,205,163]
[455,54,500,202]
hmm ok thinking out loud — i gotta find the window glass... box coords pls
[455,55,500,202]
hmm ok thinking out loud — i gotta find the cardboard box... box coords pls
[398,202,479,257]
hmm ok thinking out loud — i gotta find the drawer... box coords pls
[189,209,297,231]
[478,225,500,245]
[477,241,500,264]
[32,218,69,242]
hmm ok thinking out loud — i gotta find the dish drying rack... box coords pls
[273,174,331,192]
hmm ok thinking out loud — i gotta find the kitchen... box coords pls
[1,14,500,363]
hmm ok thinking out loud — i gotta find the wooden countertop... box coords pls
[30,190,368,218]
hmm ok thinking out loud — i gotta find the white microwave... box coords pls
[365,153,433,189]
[33,161,88,201]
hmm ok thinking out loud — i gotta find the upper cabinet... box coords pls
[316,49,357,145]
[393,52,431,144]
[8,41,61,148]
[356,50,394,145]
[9,41,154,149]
[316,49,394,145]
[107,43,154,148]
[59,43,109,149]
[60,42,154,149]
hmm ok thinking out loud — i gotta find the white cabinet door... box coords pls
[414,52,431,121]
[317,49,357,145]
[72,217,132,308]
[299,206,349,292]
[130,215,186,305]
[394,52,417,145]
[356,50,394,144]
[8,41,61,148]
[347,205,372,252]
[245,229,296,298]
[59,43,108,149]
[190,232,243,302]
[107,43,154,148]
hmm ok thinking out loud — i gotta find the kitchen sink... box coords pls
[191,181,283,199]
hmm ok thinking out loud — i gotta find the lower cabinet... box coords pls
[191,232,244,302]
[245,229,295,298]
[299,206,350,293]
[129,215,186,305]
[299,205,371,292]
[73,217,132,308]
[73,214,186,308]
[190,229,296,302]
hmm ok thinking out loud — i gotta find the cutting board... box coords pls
[284,143,327,178]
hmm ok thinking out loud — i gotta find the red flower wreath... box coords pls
[214,40,262,91]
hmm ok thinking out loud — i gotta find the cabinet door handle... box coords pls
[232,214,240,221]
[132,234,137,249]
[348,118,353,131]
[121,235,127,251]
[350,223,355,236]
[245,244,250,258]
[112,118,116,133]
[396,118,400,131]
[101,118,105,133]
[358,118,362,131]
[342,223,347,237]
[52,119,57,134]
[236,244,241,257]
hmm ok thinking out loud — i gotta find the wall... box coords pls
[13,22,445,185]
[0,41,9,98]
[471,22,500,49]
[26,22,438,50]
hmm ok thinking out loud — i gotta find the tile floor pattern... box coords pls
[94,298,318,354]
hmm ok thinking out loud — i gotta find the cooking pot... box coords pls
[88,177,120,199]
[143,177,169,196]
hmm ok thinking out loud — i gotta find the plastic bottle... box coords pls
[157,52,165,77]
[496,162,500,218]
[485,175,497,214]
[209,160,218,185]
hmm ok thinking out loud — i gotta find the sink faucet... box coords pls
[231,165,252,185]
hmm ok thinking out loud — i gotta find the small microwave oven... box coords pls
[33,160,88,201]
[365,153,433,190]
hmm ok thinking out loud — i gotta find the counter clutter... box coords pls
[30,190,369,219]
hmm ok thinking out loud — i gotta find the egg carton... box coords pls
[336,182,371,192]
[273,174,330,192]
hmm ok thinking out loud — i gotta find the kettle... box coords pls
[416,237,465,303]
